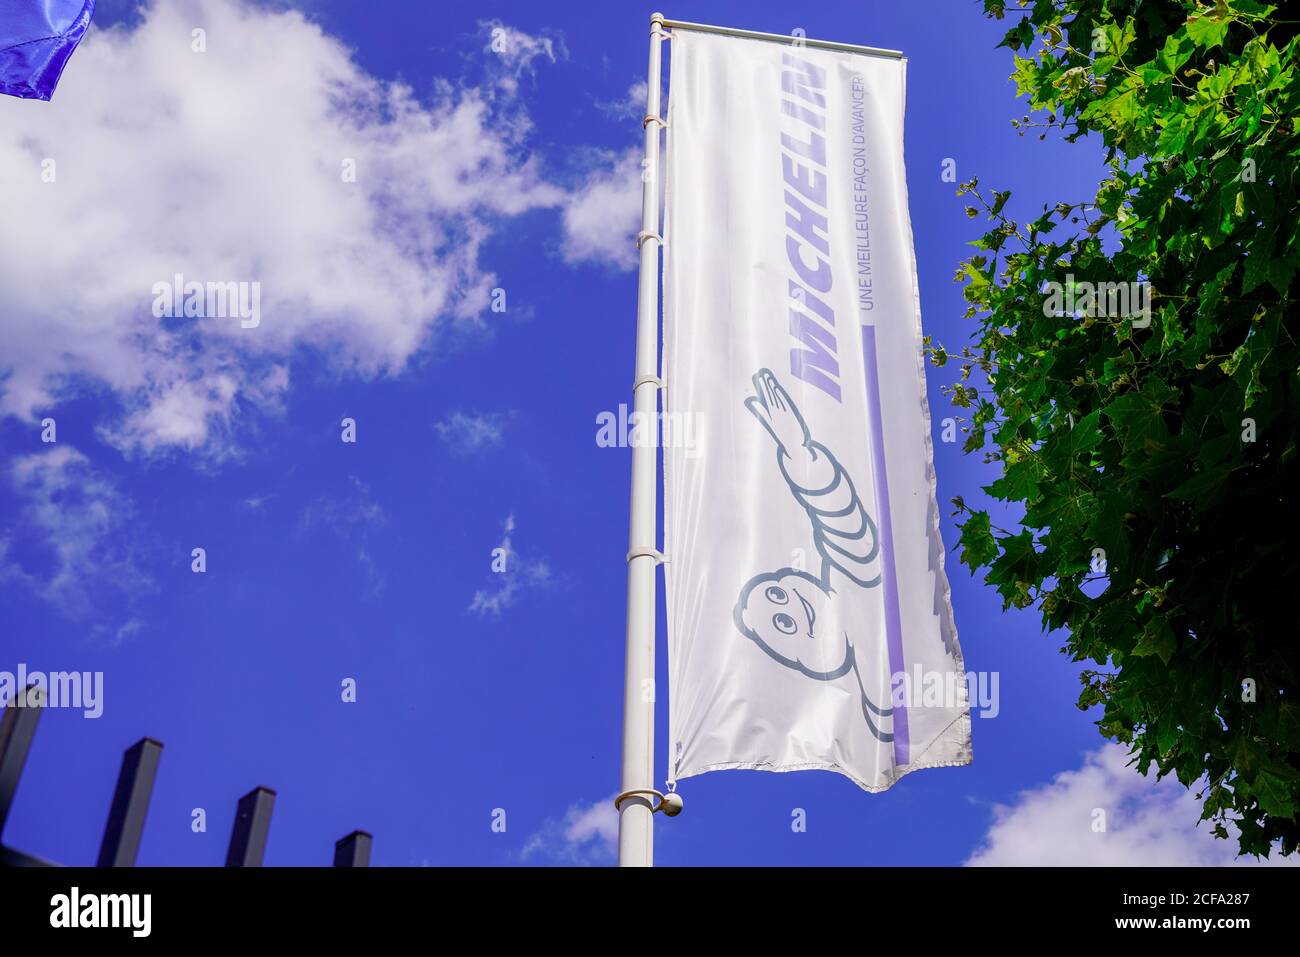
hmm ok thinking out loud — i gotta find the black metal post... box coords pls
[0,684,44,842]
[97,737,164,867]
[332,829,372,867]
[225,786,276,867]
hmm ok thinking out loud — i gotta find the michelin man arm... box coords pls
[744,369,881,589]
[744,368,835,490]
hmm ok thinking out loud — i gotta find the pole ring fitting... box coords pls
[614,788,684,817]
[626,546,667,565]
[643,114,668,129]
[632,374,663,391]
[636,230,662,249]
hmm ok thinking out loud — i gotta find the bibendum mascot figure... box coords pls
[733,368,895,742]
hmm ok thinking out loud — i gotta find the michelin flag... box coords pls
[0,0,95,101]
[663,29,972,792]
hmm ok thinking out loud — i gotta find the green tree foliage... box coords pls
[940,0,1299,855]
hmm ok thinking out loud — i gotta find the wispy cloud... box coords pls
[299,476,387,536]
[434,411,510,456]
[478,18,565,96]
[965,744,1300,866]
[109,617,146,648]
[468,514,553,616]
[520,793,618,865]
[299,475,388,596]
[1,446,150,619]
[595,79,647,121]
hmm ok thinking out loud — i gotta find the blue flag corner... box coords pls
[1,0,96,101]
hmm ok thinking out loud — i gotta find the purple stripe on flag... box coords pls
[861,324,909,766]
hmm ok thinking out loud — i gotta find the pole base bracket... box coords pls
[614,788,683,817]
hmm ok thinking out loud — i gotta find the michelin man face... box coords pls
[734,568,850,680]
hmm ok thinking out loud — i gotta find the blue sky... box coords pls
[0,0,1284,867]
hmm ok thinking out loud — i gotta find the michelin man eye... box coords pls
[773,613,796,634]
[765,586,788,604]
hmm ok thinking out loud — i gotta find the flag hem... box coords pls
[672,750,974,795]
[891,55,976,774]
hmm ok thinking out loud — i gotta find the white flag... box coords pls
[663,29,972,792]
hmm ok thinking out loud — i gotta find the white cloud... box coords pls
[0,0,565,457]
[110,617,146,648]
[565,797,618,847]
[478,18,564,96]
[468,513,553,615]
[561,148,643,271]
[965,744,1300,866]
[595,79,647,121]
[520,793,618,865]
[299,474,388,595]
[299,475,386,535]
[434,410,508,455]
[2,446,149,617]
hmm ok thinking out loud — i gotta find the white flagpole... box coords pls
[616,10,667,868]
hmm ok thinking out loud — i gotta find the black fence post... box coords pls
[225,786,276,867]
[333,829,372,867]
[2,702,370,867]
[0,684,44,843]
[97,737,164,867]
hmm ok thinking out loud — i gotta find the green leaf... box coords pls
[1131,618,1177,665]
[987,529,1039,607]
[1165,467,1230,506]
[1253,771,1298,819]
[1185,15,1229,50]
[1268,250,1298,296]
[1068,409,1103,455]
[957,511,999,573]
[986,456,1040,501]
[960,261,991,290]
